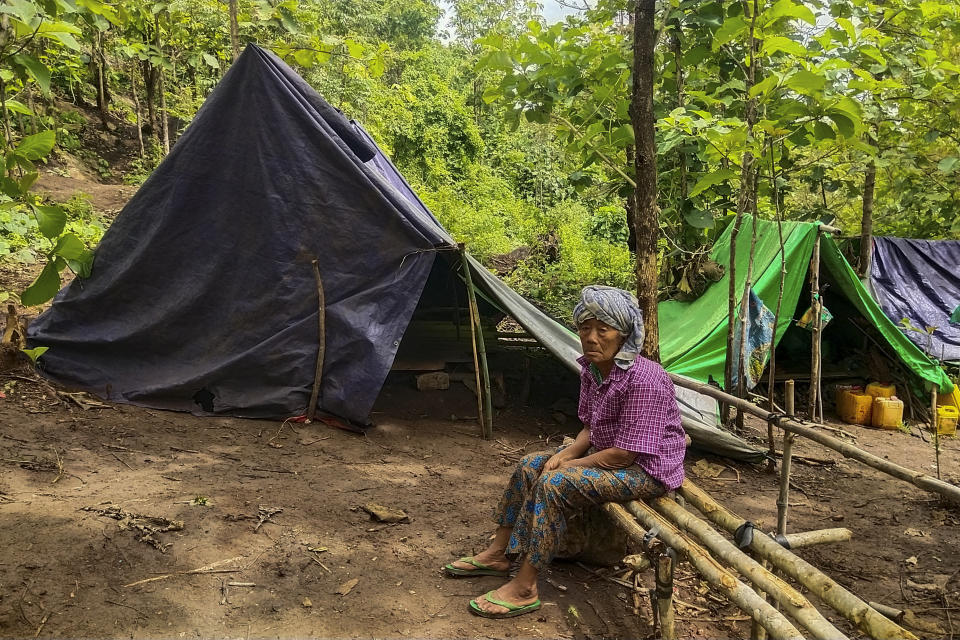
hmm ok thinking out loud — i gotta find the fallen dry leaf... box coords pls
[905,556,918,566]
[903,610,946,635]
[337,578,359,596]
[690,459,726,479]
[362,503,409,523]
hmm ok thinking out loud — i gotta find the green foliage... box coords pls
[21,346,48,363]
[508,201,635,320]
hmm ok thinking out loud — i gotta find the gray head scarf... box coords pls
[573,285,645,369]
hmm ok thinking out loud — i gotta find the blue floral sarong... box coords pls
[494,449,665,570]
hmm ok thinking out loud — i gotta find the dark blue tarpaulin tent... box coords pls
[28,45,763,462]
[869,237,960,363]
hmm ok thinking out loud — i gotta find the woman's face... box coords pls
[577,318,626,366]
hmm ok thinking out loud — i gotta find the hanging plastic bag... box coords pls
[796,294,833,331]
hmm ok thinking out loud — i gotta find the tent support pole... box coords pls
[459,248,493,440]
[668,372,960,505]
[776,432,795,536]
[307,259,326,420]
[932,387,941,480]
[809,230,822,421]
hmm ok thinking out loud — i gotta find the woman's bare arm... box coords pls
[563,446,636,470]
[543,427,591,471]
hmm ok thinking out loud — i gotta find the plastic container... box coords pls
[937,406,959,437]
[866,382,897,399]
[871,396,904,430]
[835,385,863,417]
[939,386,960,410]
[841,393,874,425]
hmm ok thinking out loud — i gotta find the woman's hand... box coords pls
[543,452,571,472]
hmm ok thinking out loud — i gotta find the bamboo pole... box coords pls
[459,248,493,439]
[932,387,941,480]
[605,504,803,640]
[648,497,846,640]
[785,379,795,417]
[668,372,960,505]
[868,602,904,624]
[809,231,822,420]
[461,253,485,437]
[306,260,326,420]
[776,432,795,536]
[781,528,851,548]
[680,481,919,640]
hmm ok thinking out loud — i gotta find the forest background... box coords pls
[0,0,958,321]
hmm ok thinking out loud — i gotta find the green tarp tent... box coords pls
[659,216,954,395]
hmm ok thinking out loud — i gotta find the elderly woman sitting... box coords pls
[443,285,686,618]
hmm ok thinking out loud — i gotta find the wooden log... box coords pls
[648,497,846,640]
[680,481,919,640]
[782,528,851,548]
[667,373,960,505]
[607,503,803,640]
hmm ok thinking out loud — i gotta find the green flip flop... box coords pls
[468,590,542,619]
[443,556,509,577]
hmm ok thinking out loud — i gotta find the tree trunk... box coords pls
[159,67,169,154]
[630,0,660,362]
[156,16,169,154]
[766,139,787,459]
[723,0,760,422]
[26,84,36,135]
[858,159,876,278]
[93,34,110,127]
[142,60,158,138]
[0,78,11,152]
[131,62,145,157]
[229,0,240,61]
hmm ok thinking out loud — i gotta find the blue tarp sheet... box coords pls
[870,237,960,363]
[28,45,451,421]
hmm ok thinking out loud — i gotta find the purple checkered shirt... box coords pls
[577,355,686,490]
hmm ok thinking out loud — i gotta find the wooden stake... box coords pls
[776,432,794,536]
[785,379,795,418]
[604,504,803,640]
[669,373,960,505]
[809,231,822,420]
[306,260,326,420]
[680,481,918,640]
[655,552,676,640]
[459,249,493,439]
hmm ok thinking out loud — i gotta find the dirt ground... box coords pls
[1,367,959,639]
